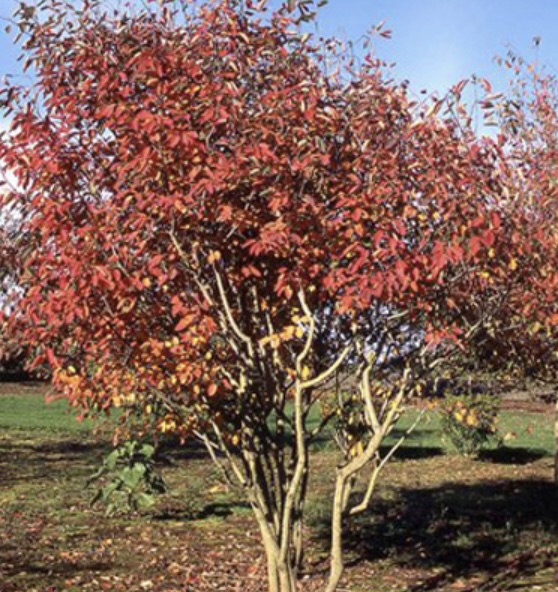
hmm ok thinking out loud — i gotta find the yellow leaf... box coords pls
[208,250,221,264]
[531,321,542,334]
[281,325,295,340]
[125,393,136,404]
[454,411,464,422]
[349,440,364,458]
[465,413,478,427]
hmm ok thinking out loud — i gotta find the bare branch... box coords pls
[296,288,315,368]
[349,408,425,515]
[300,345,351,389]
[360,356,381,433]
[213,265,255,357]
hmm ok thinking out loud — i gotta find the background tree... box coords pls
[487,52,558,484]
[0,223,27,376]
[0,1,533,590]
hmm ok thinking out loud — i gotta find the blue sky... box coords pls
[311,0,558,98]
[0,0,557,99]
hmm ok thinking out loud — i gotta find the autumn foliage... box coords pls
[490,55,558,484]
[0,1,548,590]
[496,58,558,372]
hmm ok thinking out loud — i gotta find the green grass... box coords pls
[386,409,554,457]
[305,402,554,459]
[0,388,105,432]
[0,388,553,455]
[0,395,85,431]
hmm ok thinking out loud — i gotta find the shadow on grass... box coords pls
[159,439,215,461]
[314,478,558,591]
[478,447,548,465]
[311,425,446,459]
[0,439,110,486]
[154,500,251,522]
[0,542,114,592]
[381,445,445,460]
[0,436,215,486]
[31,440,108,456]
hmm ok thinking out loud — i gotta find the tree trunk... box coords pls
[255,507,298,592]
[293,465,309,571]
[554,396,558,486]
[263,551,297,592]
[325,474,349,592]
[264,542,280,592]
[278,560,297,592]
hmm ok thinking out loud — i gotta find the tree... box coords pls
[0,224,26,374]
[0,1,529,589]
[488,52,558,484]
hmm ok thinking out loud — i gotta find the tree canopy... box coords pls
[1,1,555,590]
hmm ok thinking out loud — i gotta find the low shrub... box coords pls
[439,392,501,457]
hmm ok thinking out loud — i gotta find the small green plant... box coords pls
[439,392,501,457]
[88,440,168,515]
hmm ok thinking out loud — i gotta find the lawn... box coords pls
[1,384,557,592]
